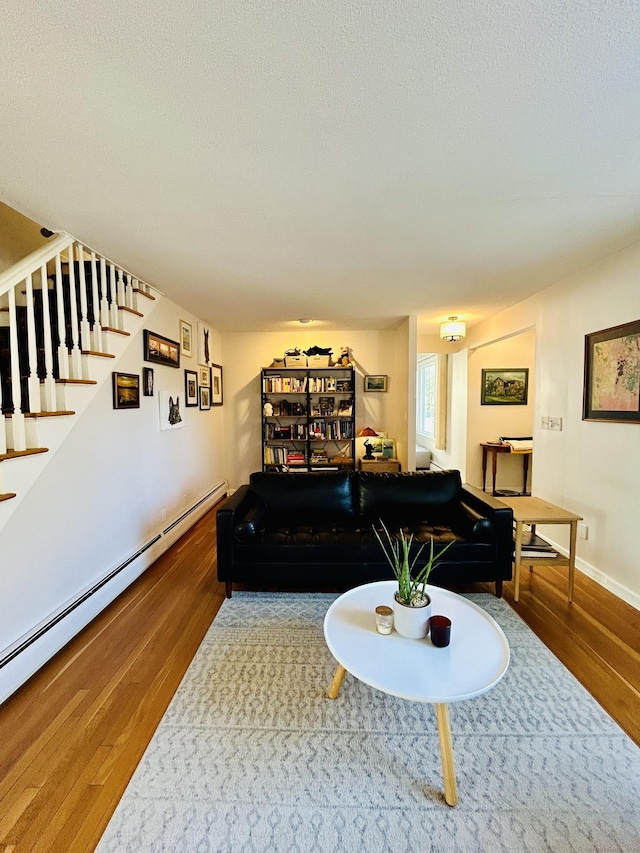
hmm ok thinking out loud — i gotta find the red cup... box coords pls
[430,615,451,647]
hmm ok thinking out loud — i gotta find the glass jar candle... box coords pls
[375,605,394,635]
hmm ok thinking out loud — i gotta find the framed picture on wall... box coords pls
[364,374,388,392]
[185,369,198,407]
[112,372,140,409]
[199,366,211,387]
[144,330,180,368]
[481,368,529,405]
[197,322,212,366]
[583,319,640,423]
[142,367,154,396]
[211,363,223,405]
[180,320,193,358]
[199,385,211,410]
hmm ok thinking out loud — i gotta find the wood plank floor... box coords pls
[0,505,638,852]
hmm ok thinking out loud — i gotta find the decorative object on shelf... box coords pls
[197,321,212,367]
[211,363,223,405]
[199,385,211,410]
[112,372,140,409]
[430,615,452,647]
[364,374,388,392]
[263,400,274,416]
[374,605,393,635]
[185,369,198,407]
[144,330,180,368]
[582,318,640,423]
[336,346,352,366]
[481,368,529,405]
[357,426,378,460]
[143,367,154,396]
[440,316,466,342]
[158,391,184,430]
[373,521,453,639]
[179,320,193,358]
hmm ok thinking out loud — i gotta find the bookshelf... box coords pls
[261,366,356,471]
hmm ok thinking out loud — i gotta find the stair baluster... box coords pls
[77,245,91,366]
[24,273,41,414]
[109,264,118,330]
[39,263,56,412]
[66,249,82,379]
[89,252,103,354]
[7,287,26,451]
[54,252,70,381]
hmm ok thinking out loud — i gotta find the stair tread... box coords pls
[3,411,76,418]
[118,306,144,317]
[0,493,17,502]
[133,289,155,300]
[81,350,116,358]
[0,447,48,462]
[102,326,130,336]
[55,379,97,385]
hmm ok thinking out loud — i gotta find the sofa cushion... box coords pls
[249,471,354,515]
[356,470,462,518]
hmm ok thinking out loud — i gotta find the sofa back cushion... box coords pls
[249,471,354,515]
[356,470,462,519]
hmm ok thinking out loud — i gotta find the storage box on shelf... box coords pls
[261,366,356,472]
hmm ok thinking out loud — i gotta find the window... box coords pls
[416,353,447,449]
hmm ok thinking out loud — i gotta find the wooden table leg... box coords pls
[513,521,523,602]
[491,451,498,496]
[327,664,347,699]
[522,453,530,495]
[435,703,458,806]
[482,447,488,492]
[568,521,577,604]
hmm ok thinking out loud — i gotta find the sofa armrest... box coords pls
[460,483,514,571]
[216,486,256,583]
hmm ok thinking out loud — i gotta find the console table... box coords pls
[496,495,583,603]
[481,442,531,496]
[359,457,401,473]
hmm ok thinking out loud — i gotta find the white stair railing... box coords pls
[0,232,157,460]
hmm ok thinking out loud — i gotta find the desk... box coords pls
[481,442,531,496]
[496,495,583,603]
[359,457,401,473]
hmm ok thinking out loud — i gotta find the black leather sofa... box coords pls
[217,470,514,598]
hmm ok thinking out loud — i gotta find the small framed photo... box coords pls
[481,369,529,405]
[144,330,180,368]
[185,369,198,407]
[112,372,140,409]
[211,363,223,406]
[180,320,193,358]
[199,385,211,410]
[583,319,640,422]
[364,374,388,392]
[142,367,154,396]
[197,321,212,366]
[199,366,211,387]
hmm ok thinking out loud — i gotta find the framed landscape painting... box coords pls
[583,319,640,423]
[481,369,529,405]
[364,374,388,392]
[112,372,140,409]
[144,330,180,368]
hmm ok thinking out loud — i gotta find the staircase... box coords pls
[0,232,159,508]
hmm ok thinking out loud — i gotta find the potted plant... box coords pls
[373,520,453,639]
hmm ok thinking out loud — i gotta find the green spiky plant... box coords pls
[373,520,454,606]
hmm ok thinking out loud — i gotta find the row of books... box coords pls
[308,420,355,440]
[519,531,557,559]
[308,377,352,393]
[263,376,308,393]
[264,424,307,440]
[310,397,353,416]
[267,400,307,417]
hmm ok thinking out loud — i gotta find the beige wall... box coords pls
[220,328,409,488]
[0,201,48,273]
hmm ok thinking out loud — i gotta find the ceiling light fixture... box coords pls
[298,318,312,324]
[440,316,466,342]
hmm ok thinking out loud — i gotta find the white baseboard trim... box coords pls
[0,481,227,705]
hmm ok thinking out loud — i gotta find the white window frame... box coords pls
[416,353,448,450]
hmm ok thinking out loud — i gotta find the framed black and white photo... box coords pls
[199,385,211,410]
[142,367,154,396]
[180,320,193,358]
[158,391,184,430]
[211,363,223,405]
[185,369,198,407]
[198,366,211,387]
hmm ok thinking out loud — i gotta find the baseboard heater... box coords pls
[0,481,227,672]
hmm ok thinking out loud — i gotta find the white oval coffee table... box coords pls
[323,580,510,806]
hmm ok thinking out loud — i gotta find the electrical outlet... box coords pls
[541,416,549,429]
[578,523,589,540]
[549,417,563,431]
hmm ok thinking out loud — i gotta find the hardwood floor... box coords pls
[0,506,638,852]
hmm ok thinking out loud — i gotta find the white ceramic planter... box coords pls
[392,594,432,639]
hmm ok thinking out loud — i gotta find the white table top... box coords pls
[324,581,510,704]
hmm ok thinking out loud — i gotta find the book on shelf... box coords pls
[520,549,557,559]
[519,531,555,551]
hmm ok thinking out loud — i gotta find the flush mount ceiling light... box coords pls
[298,318,312,324]
[440,316,466,342]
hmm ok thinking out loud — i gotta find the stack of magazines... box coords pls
[520,530,557,559]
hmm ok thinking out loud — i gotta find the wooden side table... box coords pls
[359,457,401,473]
[496,495,583,603]
[481,442,531,496]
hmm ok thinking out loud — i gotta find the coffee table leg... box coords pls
[327,664,347,699]
[435,703,458,806]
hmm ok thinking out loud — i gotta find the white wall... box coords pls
[220,328,408,488]
[465,240,640,607]
[0,295,227,698]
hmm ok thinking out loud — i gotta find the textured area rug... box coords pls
[97,593,640,852]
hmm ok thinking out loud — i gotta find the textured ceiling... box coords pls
[1,1,640,333]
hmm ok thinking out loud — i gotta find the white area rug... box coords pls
[97,593,640,852]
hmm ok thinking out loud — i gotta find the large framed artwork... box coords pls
[481,368,529,405]
[144,330,180,368]
[583,319,640,423]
